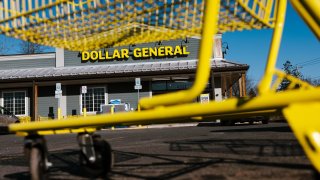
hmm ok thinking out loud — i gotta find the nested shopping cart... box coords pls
[0,0,319,179]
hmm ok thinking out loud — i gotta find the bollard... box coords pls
[83,108,87,117]
[111,105,115,114]
[110,105,115,130]
[58,108,62,120]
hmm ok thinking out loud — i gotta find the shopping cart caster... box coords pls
[24,135,51,180]
[78,133,113,178]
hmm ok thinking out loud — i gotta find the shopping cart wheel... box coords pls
[30,147,46,180]
[24,135,49,180]
[78,134,113,177]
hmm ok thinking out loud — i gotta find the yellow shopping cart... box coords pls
[0,0,319,179]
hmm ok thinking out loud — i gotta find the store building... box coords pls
[0,35,249,120]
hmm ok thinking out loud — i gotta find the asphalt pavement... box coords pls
[0,122,316,180]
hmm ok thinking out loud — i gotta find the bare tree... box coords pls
[304,77,320,86]
[246,76,257,97]
[20,41,45,54]
[278,60,303,91]
[232,75,257,97]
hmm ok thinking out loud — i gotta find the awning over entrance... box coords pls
[0,59,248,82]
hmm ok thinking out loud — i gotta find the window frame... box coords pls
[79,86,107,114]
[1,90,28,116]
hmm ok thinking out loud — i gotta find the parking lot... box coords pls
[0,122,316,179]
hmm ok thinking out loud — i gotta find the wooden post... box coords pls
[242,73,247,96]
[211,71,215,100]
[239,77,243,97]
[222,74,227,99]
[32,82,38,121]
[228,75,233,98]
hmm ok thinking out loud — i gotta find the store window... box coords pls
[81,87,105,112]
[152,81,194,91]
[2,91,26,115]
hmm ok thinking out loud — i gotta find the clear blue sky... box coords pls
[0,2,319,82]
[223,2,320,83]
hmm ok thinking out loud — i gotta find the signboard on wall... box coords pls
[200,94,210,104]
[135,78,141,86]
[134,78,142,90]
[55,91,62,99]
[55,83,62,99]
[81,86,87,94]
[56,83,61,91]
[80,44,190,62]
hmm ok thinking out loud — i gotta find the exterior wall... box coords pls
[108,82,150,110]
[55,48,64,67]
[64,38,200,67]
[66,85,81,116]
[0,53,56,70]
[0,58,55,70]
[38,86,58,118]
[27,87,32,117]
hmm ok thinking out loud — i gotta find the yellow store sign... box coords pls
[81,45,190,62]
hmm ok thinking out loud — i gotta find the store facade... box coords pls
[0,35,249,120]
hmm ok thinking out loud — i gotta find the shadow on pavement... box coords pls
[1,142,315,180]
[168,138,304,156]
[110,149,313,179]
[2,149,223,180]
[1,133,314,180]
[111,150,223,179]
[3,149,98,180]
[211,125,292,133]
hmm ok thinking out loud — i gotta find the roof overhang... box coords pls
[0,59,249,83]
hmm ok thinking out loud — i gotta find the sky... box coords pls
[0,2,319,83]
[223,2,320,83]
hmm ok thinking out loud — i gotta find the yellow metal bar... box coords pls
[16,128,96,137]
[9,87,320,132]
[290,0,320,40]
[283,102,320,172]
[237,0,276,28]
[0,0,69,24]
[258,0,287,94]
[274,69,314,89]
[139,0,220,109]
[270,76,283,92]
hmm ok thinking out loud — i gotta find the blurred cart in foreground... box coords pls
[0,0,320,179]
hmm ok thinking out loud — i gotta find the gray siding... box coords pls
[108,82,149,110]
[27,88,32,117]
[64,38,200,67]
[0,58,55,70]
[38,86,58,118]
[66,85,81,115]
